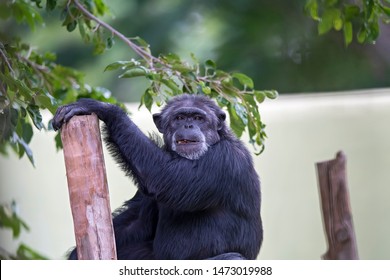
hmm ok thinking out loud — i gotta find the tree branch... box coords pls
[71,0,193,93]
[72,0,153,62]
[0,43,15,76]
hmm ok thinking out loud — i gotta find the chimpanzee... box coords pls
[53,94,263,260]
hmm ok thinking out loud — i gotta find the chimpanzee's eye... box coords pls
[194,115,204,121]
[176,115,185,121]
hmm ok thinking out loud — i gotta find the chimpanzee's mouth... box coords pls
[177,139,199,144]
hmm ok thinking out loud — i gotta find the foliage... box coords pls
[66,0,277,151]
[104,56,278,148]
[0,202,47,259]
[106,0,390,94]
[0,0,277,165]
[305,0,390,46]
[0,0,120,166]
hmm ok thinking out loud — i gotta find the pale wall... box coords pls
[1,89,389,259]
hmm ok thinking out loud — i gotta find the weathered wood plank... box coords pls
[316,151,359,260]
[61,114,117,260]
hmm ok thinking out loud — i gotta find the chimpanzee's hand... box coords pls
[52,98,112,131]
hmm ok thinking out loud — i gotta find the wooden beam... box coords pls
[61,114,117,260]
[316,151,358,259]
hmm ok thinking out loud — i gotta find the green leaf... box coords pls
[93,0,109,16]
[31,0,43,8]
[344,5,360,20]
[107,37,114,49]
[205,59,217,69]
[0,73,33,101]
[131,36,150,48]
[12,1,43,30]
[27,105,43,130]
[104,61,135,72]
[78,20,90,43]
[305,0,320,21]
[22,123,33,144]
[198,83,211,94]
[228,104,246,137]
[92,31,106,54]
[254,91,266,103]
[264,90,278,99]
[46,0,57,11]
[364,0,375,16]
[161,79,181,94]
[318,8,342,35]
[162,53,181,64]
[247,117,257,140]
[333,17,343,31]
[10,108,19,127]
[0,204,29,238]
[357,27,367,43]
[234,102,248,126]
[54,132,62,150]
[232,72,254,89]
[343,21,353,46]
[67,21,77,32]
[16,244,48,260]
[140,89,154,112]
[366,21,380,43]
[15,133,34,166]
[381,4,390,17]
[216,96,230,107]
[18,142,25,159]
[34,94,57,114]
[119,68,147,78]
[61,5,81,27]
[171,63,194,73]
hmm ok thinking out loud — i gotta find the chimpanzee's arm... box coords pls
[53,99,255,212]
[53,99,170,188]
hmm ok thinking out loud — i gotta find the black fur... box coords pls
[53,94,263,260]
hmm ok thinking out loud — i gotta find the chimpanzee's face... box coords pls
[153,95,226,160]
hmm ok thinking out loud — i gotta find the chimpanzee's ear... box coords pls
[217,111,226,130]
[153,113,165,133]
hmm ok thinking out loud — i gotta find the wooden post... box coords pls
[316,151,359,260]
[61,114,117,260]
